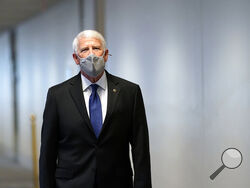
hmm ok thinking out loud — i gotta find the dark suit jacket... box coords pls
[39,71,152,188]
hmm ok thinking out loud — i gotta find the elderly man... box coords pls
[39,30,152,188]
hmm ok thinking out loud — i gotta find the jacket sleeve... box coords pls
[39,88,58,188]
[130,85,152,188]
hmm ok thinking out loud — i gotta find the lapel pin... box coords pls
[113,88,117,93]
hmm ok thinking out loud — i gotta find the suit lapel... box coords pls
[68,73,95,135]
[68,71,121,139]
[99,71,120,138]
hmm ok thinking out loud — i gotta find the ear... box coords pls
[73,53,80,65]
[104,49,109,62]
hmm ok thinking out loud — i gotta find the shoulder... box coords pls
[106,71,142,98]
[47,73,80,95]
[106,71,139,89]
[106,72,140,92]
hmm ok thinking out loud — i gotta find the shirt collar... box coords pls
[81,71,107,91]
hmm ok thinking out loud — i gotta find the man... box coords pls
[39,30,152,188]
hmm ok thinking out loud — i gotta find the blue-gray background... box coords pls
[0,0,250,187]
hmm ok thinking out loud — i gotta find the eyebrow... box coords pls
[80,45,101,51]
[92,45,101,48]
[79,47,89,51]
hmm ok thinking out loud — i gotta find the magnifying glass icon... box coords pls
[210,148,243,180]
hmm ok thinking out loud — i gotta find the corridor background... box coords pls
[0,0,250,187]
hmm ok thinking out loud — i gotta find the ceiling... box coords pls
[0,0,62,34]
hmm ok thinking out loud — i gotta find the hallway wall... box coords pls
[15,0,80,167]
[202,0,250,187]
[0,32,14,158]
[105,0,250,187]
[105,0,203,187]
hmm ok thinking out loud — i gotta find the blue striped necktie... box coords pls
[89,84,102,137]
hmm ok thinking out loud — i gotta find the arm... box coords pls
[130,86,152,188]
[39,88,58,188]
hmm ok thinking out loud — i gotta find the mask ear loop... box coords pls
[103,48,112,57]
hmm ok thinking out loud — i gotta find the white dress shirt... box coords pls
[81,72,108,123]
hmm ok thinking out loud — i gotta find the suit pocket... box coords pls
[55,168,74,179]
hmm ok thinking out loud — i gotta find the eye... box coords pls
[80,48,88,53]
[93,47,101,50]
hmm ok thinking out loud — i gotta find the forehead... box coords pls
[78,37,102,47]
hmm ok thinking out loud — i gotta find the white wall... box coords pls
[105,0,203,187]
[82,0,96,29]
[105,0,250,187]
[16,0,80,167]
[202,0,250,187]
[1,0,250,187]
[0,32,14,158]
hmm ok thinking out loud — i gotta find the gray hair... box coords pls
[72,30,106,53]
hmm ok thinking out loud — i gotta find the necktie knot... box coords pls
[90,84,99,93]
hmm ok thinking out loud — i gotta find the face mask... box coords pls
[77,51,105,77]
